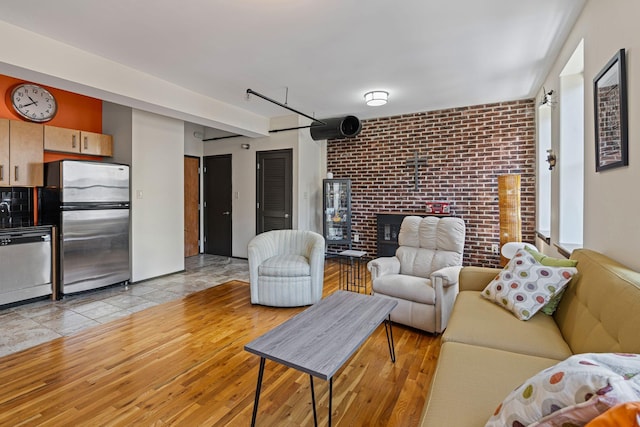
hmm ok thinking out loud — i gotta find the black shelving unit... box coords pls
[323,179,351,248]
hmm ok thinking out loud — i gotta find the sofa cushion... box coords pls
[481,248,577,320]
[554,249,640,355]
[443,291,573,360]
[486,353,640,427]
[258,254,310,277]
[372,274,435,304]
[419,342,559,427]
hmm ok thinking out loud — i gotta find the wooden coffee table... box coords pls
[245,290,398,426]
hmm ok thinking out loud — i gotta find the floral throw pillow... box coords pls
[523,246,578,315]
[481,248,577,320]
[485,353,640,427]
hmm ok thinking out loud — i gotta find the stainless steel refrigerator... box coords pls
[41,160,130,295]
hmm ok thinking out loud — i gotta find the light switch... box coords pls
[136,190,143,199]
[234,191,239,200]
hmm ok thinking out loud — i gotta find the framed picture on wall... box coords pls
[593,48,628,172]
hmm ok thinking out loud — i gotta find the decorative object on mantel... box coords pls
[425,201,450,215]
[546,148,557,170]
[594,48,628,172]
[498,174,522,267]
[364,90,389,106]
[405,151,428,190]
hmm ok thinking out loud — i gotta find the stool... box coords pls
[338,250,369,294]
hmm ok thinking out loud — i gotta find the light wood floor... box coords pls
[0,261,441,426]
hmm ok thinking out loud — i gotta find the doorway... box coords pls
[184,156,200,257]
[203,154,232,256]
[256,149,292,233]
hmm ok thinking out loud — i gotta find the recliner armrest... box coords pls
[367,257,401,281]
[430,266,463,288]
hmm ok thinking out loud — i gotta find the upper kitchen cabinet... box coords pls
[80,131,113,156]
[44,125,80,153]
[0,119,44,187]
[44,125,113,157]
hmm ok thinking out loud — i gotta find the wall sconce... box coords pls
[546,149,557,170]
[241,143,251,150]
[540,87,556,107]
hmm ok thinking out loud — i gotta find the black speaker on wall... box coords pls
[310,116,362,141]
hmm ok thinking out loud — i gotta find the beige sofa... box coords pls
[419,248,640,426]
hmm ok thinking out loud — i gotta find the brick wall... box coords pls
[326,99,536,267]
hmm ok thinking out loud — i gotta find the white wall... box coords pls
[104,104,186,282]
[203,115,324,258]
[537,0,640,270]
[130,110,185,281]
[297,119,325,232]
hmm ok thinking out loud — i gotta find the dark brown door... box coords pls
[204,154,232,256]
[256,149,292,233]
[184,156,200,257]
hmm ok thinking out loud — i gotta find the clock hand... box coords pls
[21,101,37,107]
[27,95,39,105]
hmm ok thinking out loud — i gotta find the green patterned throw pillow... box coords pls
[481,248,577,320]
[523,246,578,315]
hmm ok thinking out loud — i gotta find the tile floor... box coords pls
[0,255,249,358]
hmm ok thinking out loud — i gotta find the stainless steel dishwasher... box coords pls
[0,227,53,305]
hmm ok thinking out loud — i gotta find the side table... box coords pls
[338,250,369,294]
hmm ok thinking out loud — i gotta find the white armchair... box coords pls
[248,229,325,307]
[368,216,465,334]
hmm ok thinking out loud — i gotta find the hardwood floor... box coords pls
[0,261,441,426]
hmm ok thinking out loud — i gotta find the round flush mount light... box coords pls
[364,90,388,106]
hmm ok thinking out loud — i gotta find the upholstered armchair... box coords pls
[367,216,465,334]
[248,229,325,307]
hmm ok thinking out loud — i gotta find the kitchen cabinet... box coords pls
[80,130,113,156]
[0,119,44,187]
[0,119,8,186]
[44,125,113,157]
[44,125,80,153]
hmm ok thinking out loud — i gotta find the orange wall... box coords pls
[1,74,102,132]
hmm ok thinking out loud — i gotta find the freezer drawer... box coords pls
[59,161,129,204]
[61,209,130,294]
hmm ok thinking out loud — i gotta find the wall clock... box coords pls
[10,83,58,122]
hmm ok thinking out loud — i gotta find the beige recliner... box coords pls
[367,216,465,334]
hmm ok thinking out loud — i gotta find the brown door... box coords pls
[203,154,232,256]
[256,149,292,233]
[184,156,200,257]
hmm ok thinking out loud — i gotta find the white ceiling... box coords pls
[0,0,586,128]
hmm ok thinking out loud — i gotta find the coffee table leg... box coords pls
[384,315,396,363]
[309,375,318,427]
[250,357,266,427]
[328,377,333,427]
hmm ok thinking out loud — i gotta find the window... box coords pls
[558,40,584,252]
[537,104,552,239]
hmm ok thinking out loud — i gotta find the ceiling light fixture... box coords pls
[364,91,388,106]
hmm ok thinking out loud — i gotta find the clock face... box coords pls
[10,84,58,123]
